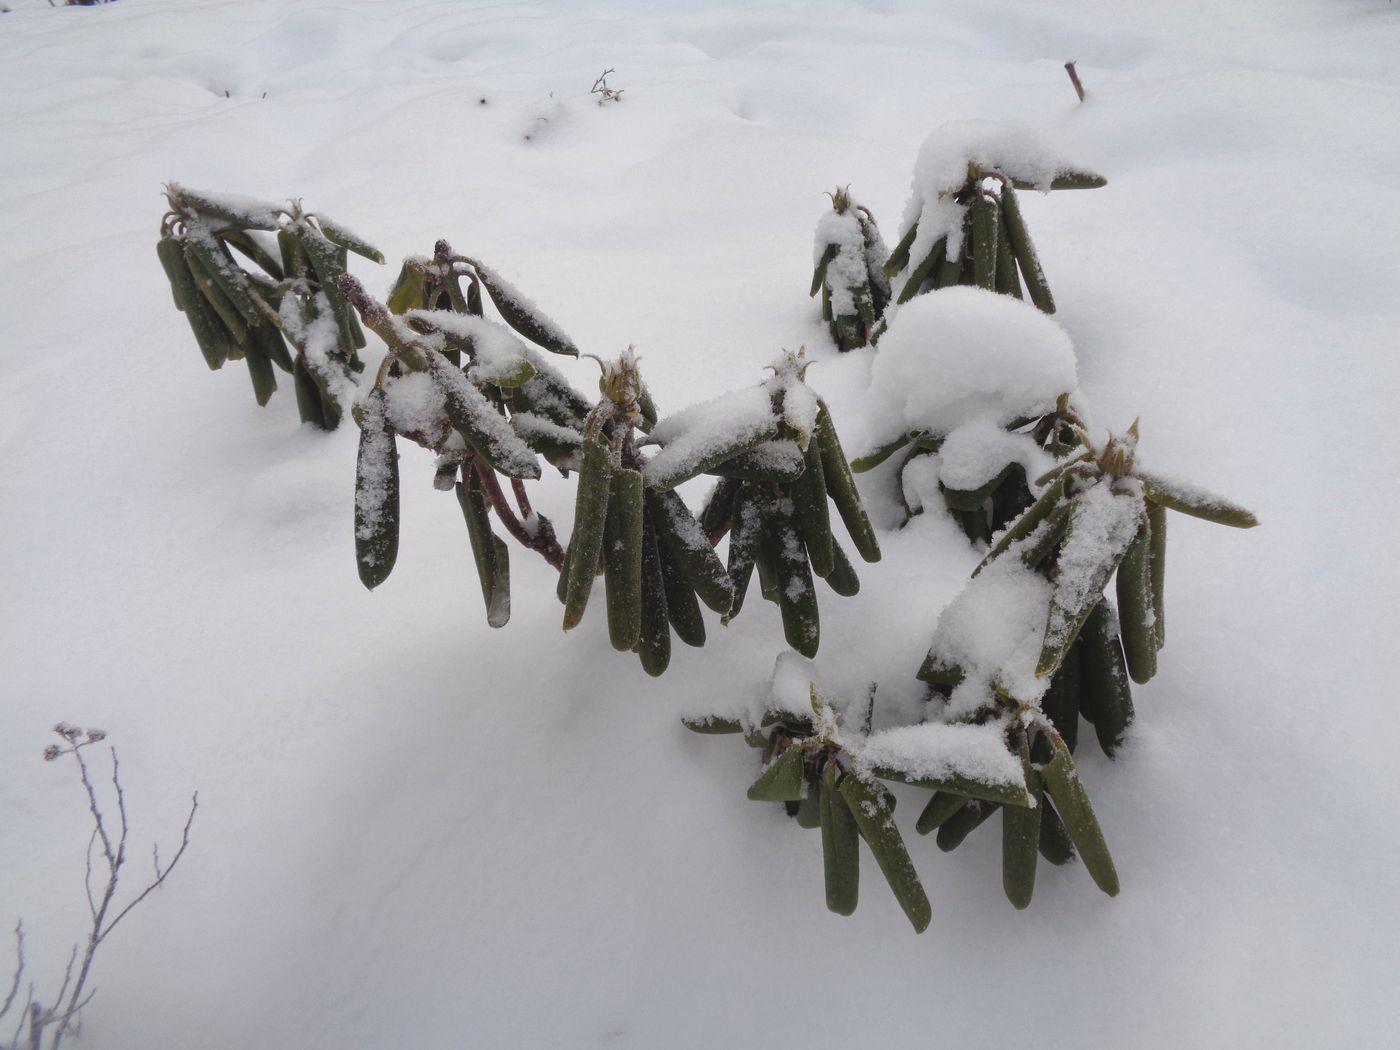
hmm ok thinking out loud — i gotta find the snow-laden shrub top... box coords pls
[867,286,1077,446]
[895,120,1102,275]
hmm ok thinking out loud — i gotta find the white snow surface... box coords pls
[867,286,1078,445]
[3,2,1399,1049]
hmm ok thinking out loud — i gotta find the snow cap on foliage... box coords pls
[896,120,1101,269]
[767,651,820,723]
[287,289,361,408]
[353,393,397,548]
[404,309,533,387]
[765,348,820,448]
[938,417,1054,493]
[677,651,819,733]
[866,287,1076,446]
[643,384,777,488]
[815,207,869,317]
[382,370,449,445]
[1040,480,1145,662]
[929,551,1054,714]
[643,349,818,489]
[856,721,1025,789]
[908,120,1095,202]
[167,182,284,230]
[814,196,889,317]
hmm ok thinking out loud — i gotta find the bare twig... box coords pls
[590,68,624,105]
[10,987,30,1050]
[8,727,198,1050]
[1064,61,1086,103]
[83,832,97,923]
[99,793,197,941]
[0,924,22,1024]
[47,947,76,1025]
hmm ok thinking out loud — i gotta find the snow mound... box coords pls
[867,287,1076,445]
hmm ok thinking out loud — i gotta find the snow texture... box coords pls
[895,120,1102,280]
[767,650,821,724]
[857,721,1025,789]
[1041,482,1145,665]
[353,392,397,547]
[814,207,871,318]
[296,289,361,408]
[643,383,778,489]
[508,411,582,450]
[766,351,821,448]
[515,346,591,428]
[938,418,1053,493]
[381,369,449,446]
[427,352,540,478]
[404,308,534,386]
[169,183,284,230]
[867,287,1077,446]
[928,551,1055,712]
[734,439,804,478]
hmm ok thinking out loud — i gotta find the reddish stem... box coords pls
[510,478,535,520]
[473,461,565,570]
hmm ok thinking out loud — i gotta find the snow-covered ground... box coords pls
[2,1,1398,1046]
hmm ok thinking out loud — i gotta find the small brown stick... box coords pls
[1064,61,1086,103]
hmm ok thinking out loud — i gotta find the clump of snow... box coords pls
[404,309,533,387]
[426,352,540,478]
[353,392,397,548]
[730,439,804,479]
[767,650,819,723]
[908,120,1095,203]
[893,121,1101,280]
[899,451,942,518]
[1041,482,1144,663]
[168,183,284,230]
[938,418,1052,493]
[814,208,870,318]
[643,384,778,489]
[856,720,1024,789]
[866,287,1077,447]
[509,411,581,449]
[515,347,591,428]
[763,349,820,447]
[928,551,1054,713]
[293,289,361,408]
[381,369,447,443]
[678,651,820,733]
